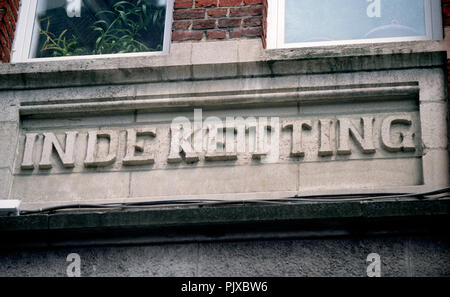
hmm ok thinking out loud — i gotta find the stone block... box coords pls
[419,102,448,149]
[0,122,18,169]
[0,244,198,276]
[197,237,409,277]
[422,149,449,187]
[408,236,450,276]
[130,164,298,199]
[0,168,12,199]
[0,91,18,122]
[299,158,423,193]
[11,172,130,207]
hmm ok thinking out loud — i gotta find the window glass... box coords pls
[29,0,167,58]
[285,0,427,44]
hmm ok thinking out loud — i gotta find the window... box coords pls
[12,0,173,62]
[266,0,443,49]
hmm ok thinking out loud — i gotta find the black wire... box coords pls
[18,187,450,216]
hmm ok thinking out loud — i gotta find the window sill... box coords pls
[0,39,446,90]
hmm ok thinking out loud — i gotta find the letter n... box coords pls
[338,117,376,155]
[39,132,78,169]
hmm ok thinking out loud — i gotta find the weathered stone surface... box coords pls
[408,236,450,276]
[11,86,447,207]
[11,172,130,206]
[0,92,18,122]
[0,31,448,279]
[0,244,198,277]
[0,168,12,199]
[299,158,423,192]
[2,235,448,277]
[422,149,449,187]
[419,102,448,149]
[196,237,409,277]
[0,122,18,169]
[20,113,135,130]
[130,164,298,198]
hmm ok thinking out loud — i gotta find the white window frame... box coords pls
[266,0,443,49]
[11,0,174,63]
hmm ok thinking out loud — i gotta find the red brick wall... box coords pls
[443,0,450,149]
[443,0,450,101]
[0,0,19,63]
[172,0,263,42]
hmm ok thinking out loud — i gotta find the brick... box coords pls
[443,6,450,15]
[445,17,450,26]
[0,24,11,47]
[207,29,227,39]
[192,19,217,29]
[3,13,14,39]
[173,8,206,20]
[207,7,228,17]
[229,5,262,17]
[8,1,17,20]
[174,0,193,9]
[172,31,204,41]
[219,0,242,6]
[172,20,192,30]
[218,18,241,28]
[244,0,262,3]
[195,0,217,7]
[243,16,261,27]
[230,27,262,38]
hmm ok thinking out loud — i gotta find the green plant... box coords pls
[39,17,88,57]
[92,0,166,55]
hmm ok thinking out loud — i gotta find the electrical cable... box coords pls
[18,187,450,216]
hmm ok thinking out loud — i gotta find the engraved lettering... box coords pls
[167,117,199,163]
[205,117,237,161]
[250,117,272,160]
[283,120,312,157]
[84,130,118,167]
[39,132,78,169]
[319,119,333,157]
[21,133,38,170]
[123,128,157,166]
[20,113,420,172]
[338,117,376,155]
[381,115,416,152]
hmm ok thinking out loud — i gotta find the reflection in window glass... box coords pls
[285,0,426,44]
[30,0,167,58]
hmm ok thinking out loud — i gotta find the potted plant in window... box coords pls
[39,0,166,57]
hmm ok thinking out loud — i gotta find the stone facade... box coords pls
[0,0,449,277]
